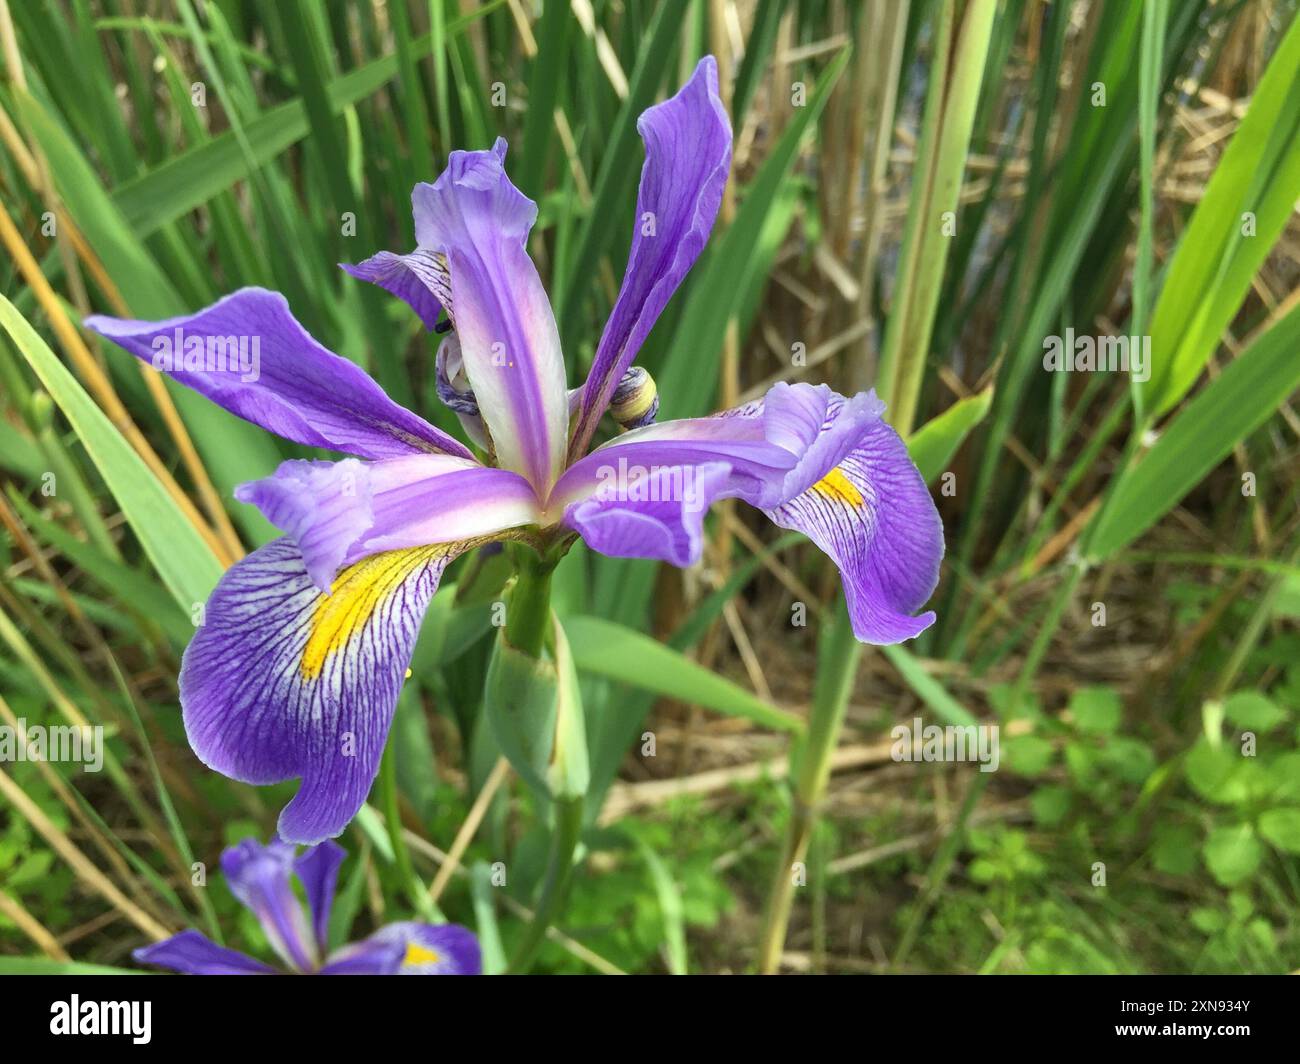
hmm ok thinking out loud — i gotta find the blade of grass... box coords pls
[1143,10,1300,417]
[875,0,997,436]
[1085,301,1300,560]
[108,1,505,235]
[0,296,223,610]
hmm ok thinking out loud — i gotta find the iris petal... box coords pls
[235,455,541,592]
[764,416,944,644]
[221,838,319,971]
[563,461,735,567]
[410,139,569,494]
[294,840,346,953]
[555,382,882,515]
[85,288,470,460]
[320,921,481,975]
[571,56,732,455]
[181,538,474,844]
[557,384,943,645]
[133,930,277,975]
[341,249,450,331]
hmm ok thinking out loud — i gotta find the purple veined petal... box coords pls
[557,382,941,641]
[750,382,886,504]
[551,413,790,516]
[570,56,733,457]
[764,415,944,644]
[293,839,346,953]
[341,249,449,331]
[551,382,880,566]
[84,288,471,461]
[181,536,487,845]
[235,458,375,593]
[550,382,881,515]
[221,838,319,972]
[411,139,569,494]
[320,922,481,975]
[133,930,278,975]
[562,461,736,567]
[235,454,540,592]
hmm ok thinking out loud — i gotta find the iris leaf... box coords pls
[563,615,805,735]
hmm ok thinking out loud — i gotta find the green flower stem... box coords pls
[756,599,862,973]
[501,545,584,973]
[505,546,556,657]
[507,793,584,973]
[380,742,442,922]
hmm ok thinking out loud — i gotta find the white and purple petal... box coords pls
[563,460,735,567]
[85,288,470,460]
[571,56,732,454]
[555,382,883,514]
[133,929,277,975]
[220,838,319,972]
[235,455,541,593]
[411,139,569,494]
[557,382,943,644]
[180,538,463,845]
[294,839,346,953]
[320,921,481,975]
[764,416,944,644]
[341,249,449,331]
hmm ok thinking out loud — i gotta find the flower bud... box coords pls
[609,367,658,430]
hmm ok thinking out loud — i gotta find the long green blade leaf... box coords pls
[0,296,223,610]
[563,615,805,735]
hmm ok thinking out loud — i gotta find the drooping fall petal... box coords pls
[764,414,944,644]
[320,921,481,975]
[183,538,466,844]
[557,384,942,644]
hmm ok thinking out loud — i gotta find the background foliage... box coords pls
[1,0,1299,974]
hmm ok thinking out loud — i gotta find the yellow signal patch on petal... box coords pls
[403,941,441,967]
[300,546,444,680]
[810,467,863,507]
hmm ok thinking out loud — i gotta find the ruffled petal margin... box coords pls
[556,384,943,644]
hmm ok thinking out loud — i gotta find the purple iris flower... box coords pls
[86,57,943,845]
[134,838,479,974]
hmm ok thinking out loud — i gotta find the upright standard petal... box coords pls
[181,537,487,844]
[764,414,944,644]
[570,56,732,456]
[411,139,568,493]
[221,838,319,972]
[320,922,481,975]
[133,930,277,975]
[235,454,541,592]
[85,288,470,460]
